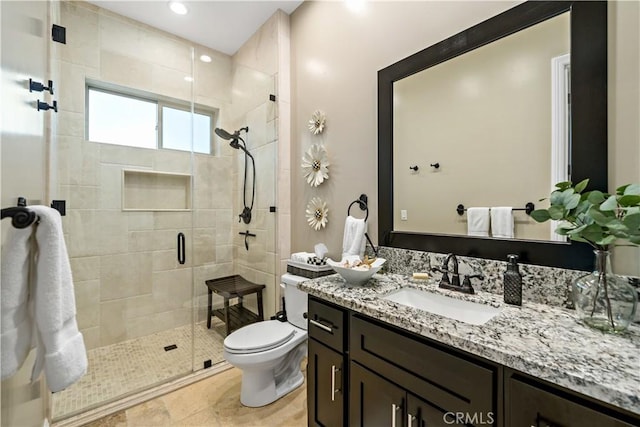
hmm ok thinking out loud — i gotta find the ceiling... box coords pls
[88,1,304,55]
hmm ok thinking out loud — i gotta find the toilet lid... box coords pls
[224,320,296,354]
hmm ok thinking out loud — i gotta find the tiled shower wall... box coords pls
[55,1,246,349]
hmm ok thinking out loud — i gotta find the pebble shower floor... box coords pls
[51,321,226,420]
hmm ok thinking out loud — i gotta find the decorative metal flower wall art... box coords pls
[308,110,326,135]
[306,197,329,231]
[302,143,330,187]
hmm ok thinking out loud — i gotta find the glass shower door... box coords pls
[49,1,197,420]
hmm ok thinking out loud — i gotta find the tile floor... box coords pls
[81,362,307,427]
[52,321,227,421]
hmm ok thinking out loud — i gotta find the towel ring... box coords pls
[347,194,369,222]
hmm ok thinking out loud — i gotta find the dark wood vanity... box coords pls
[307,296,640,427]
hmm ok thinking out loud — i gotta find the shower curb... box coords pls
[50,362,232,427]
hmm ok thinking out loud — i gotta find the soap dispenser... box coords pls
[504,254,522,306]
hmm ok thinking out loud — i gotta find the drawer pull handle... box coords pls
[391,403,401,427]
[331,365,341,401]
[408,413,416,426]
[309,318,333,333]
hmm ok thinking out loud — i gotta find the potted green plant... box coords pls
[531,180,639,332]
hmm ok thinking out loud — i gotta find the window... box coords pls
[87,84,214,154]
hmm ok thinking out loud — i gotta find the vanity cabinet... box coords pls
[350,362,451,427]
[306,296,640,427]
[350,314,498,427]
[506,372,637,427]
[307,298,348,427]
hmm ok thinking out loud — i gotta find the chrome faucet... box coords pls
[431,253,481,294]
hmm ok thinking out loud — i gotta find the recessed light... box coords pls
[184,76,193,82]
[199,55,212,63]
[169,1,188,15]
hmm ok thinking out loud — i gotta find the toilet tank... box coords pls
[281,273,309,330]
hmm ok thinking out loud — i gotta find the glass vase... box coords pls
[572,250,638,333]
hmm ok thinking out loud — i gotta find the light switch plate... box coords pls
[400,210,408,221]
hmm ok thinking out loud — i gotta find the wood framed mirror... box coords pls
[378,1,607,270]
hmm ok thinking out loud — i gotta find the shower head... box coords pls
[214,127,236,141]
[215,127,249,150]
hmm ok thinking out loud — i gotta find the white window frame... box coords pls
[85,80,216,154]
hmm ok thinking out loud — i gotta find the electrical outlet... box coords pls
[400,210,408,221]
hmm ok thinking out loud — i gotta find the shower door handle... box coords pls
[177,232,185,265]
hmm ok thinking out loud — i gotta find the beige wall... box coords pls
[290,1,520,260]
[290,1,640,275]
[394,13,568,240]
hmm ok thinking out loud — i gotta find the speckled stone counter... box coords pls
[299,273,640,416]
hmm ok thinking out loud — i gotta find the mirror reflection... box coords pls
[393,12,569,241]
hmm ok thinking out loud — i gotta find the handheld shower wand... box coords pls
[215,127,255,224]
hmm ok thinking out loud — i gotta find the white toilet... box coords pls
[223,273,308,407]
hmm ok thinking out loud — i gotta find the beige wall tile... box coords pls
[151,64,192,102]
[58,60,98,114]
[233,11,279,76]
[216,245,233,264]
[100,50,153,92]
[153,150,192,174]
[99,164,123,210]
[75,279,100,329]
[80,326,101,350]
[70,256,101,281]
[100,144,154,167]
[99,299,127,345]
[60,185,99,210]
[154,212,192,230]
[97,210,129,254]
[194,209,216,228]
[152,269,193,312]
[127,212,155,231]
[152,249,181,272]
[66,210,100,257]
[100,252,153,301]
[57,137,100,186]
[59,1,100,68]
[56,110,85,138]
[193,228,216,266]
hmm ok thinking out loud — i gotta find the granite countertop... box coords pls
[299,272,640,416]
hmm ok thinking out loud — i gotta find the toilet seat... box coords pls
[224,320,296,354]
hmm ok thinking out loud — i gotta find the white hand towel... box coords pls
[342,215,367,258]
[29,206,87,392]
[466,207,490,237]
[290,252,315,263]
[1,225,35,380]
[491,207,514,239]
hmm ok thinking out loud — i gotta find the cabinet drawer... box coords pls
[308,297,346,353]
[508,376,636,427]
[350,314,496,419]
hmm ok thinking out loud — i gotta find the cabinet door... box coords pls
[308,338,344,427]
[407,393,464,427]
[508,377,636,427]
[350,362,405,427]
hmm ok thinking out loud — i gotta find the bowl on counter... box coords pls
[326,256,386,285]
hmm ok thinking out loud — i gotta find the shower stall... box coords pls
[1,1,286,425]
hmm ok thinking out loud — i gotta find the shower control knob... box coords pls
[409,165,419,171]
[303,312,308,319]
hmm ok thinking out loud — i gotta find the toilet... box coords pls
[223,273,308,407]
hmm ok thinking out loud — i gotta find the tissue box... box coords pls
[286,259,334,279]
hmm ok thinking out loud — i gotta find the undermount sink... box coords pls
[382,287,502,325]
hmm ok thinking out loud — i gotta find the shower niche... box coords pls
[122,169,192,211]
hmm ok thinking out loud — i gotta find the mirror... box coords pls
[378,1,607,270]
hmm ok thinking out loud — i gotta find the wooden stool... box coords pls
[205,275,265,336]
